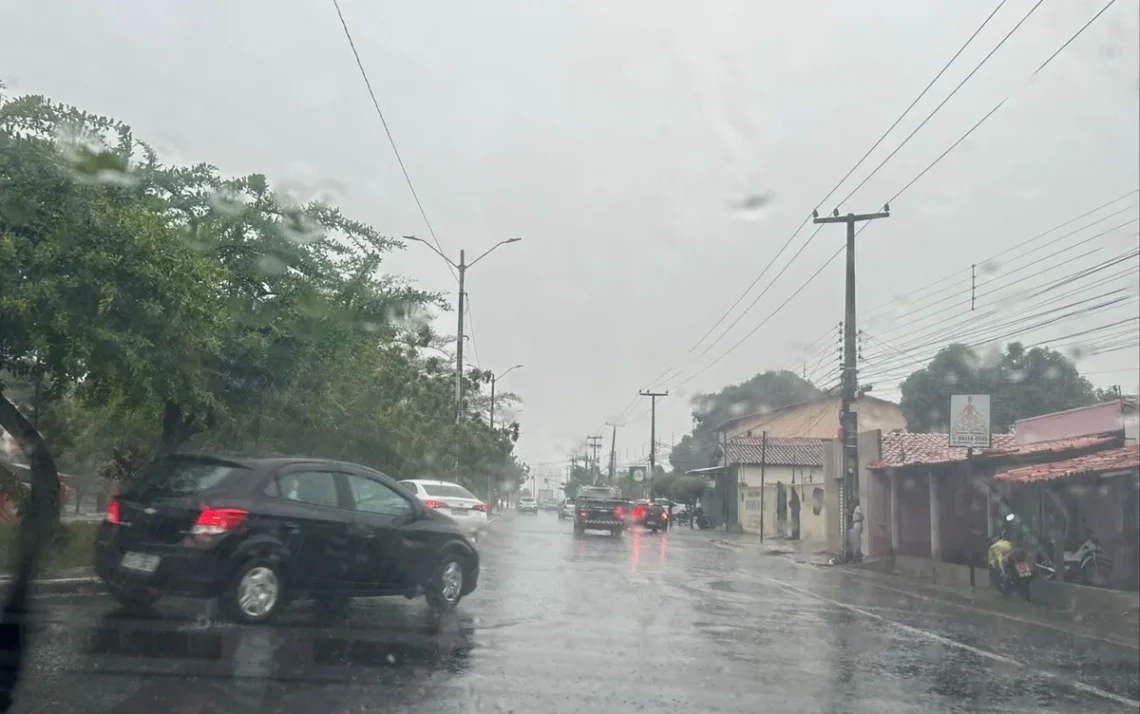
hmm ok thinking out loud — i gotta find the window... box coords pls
[273,471,341,509]
[420,483,476,500]
[396,481,420,496]
[131,457,248,497]
[346,474,413,517]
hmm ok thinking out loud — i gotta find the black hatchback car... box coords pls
[95,454,479,623]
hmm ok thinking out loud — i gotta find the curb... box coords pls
[0,575,103,596]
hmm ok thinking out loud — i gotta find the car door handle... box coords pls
[350,525,376,539]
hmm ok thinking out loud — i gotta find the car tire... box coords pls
[107,584,161,612]
[650,526,658,534]
[221,558,286,624]
[426,552,468,613]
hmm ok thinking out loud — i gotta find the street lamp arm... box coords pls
[467,237,522,268]
[497,364,524,381]
[402,235,458,269]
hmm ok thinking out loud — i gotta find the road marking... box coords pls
[838,567,1140,651]
[753,572,1140,709]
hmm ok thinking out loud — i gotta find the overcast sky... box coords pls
[3,0,1138,475]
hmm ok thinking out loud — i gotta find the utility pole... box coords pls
[455,250,466,424]
[403,236,522,424]
[605,422,624,482]
[586,436,603,485]
[639,390,668,495]
[812,205,890,562]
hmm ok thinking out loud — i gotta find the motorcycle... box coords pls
[694,505,712,531]
[988,513,1034,601]
[1035,525,1114,587]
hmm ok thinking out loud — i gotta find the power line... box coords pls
[887,0,1120,205]
[839,0,1046,206]
[861,247,1140,369]
[661,0,1120,395]
[867,220,1139,343]
[636,1,1013,390]
[330,0,457,282]
[859,191,1139,328]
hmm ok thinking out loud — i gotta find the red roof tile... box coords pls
[869,432,1017,469]
[725,436,825,467]
[869,431,1119,470]
[996,444,1140,483]
[982,433,1117,458]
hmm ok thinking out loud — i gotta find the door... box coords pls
[263,467,355,593]
[343,471,419,593]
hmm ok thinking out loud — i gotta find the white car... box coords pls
[397,479,489,536]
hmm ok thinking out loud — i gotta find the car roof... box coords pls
[400,479,468,487]
[165,453,386,474]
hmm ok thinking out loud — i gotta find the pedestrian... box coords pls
[848,497,864,562]
[789,486,801,541]
[667,501,673,530]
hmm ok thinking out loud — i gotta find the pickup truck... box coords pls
[573,496,628,538]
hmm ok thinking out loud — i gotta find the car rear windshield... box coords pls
[421,483,477,500]
[129,457,249,497]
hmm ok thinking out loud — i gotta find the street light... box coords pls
[485,364,523,514]
[489,364,524,430]
[403,235,522,423]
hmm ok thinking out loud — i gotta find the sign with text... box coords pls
[949,394,992,448]
[629,466,646,483]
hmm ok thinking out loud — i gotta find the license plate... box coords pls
[451,508,468,516]
[121,552,161,573]
[1015,561,1031,577]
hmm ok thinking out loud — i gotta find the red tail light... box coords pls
[424,499,449,509]
[191,506,248,536]
[579,510,588,519]
[614,506,625,518]
[633,506,645,519]
[105,498,121,525]
[472,503,487,512]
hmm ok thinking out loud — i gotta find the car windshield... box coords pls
[421,483,477,500]
[128,457,248,497]
[3,5,1138,713]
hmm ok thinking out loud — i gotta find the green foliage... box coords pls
[0,89,527,513]
[899,342,1111,432]
[668,475,707,505]
[669,370,821,472]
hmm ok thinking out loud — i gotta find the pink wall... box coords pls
[1014,400,1124,445]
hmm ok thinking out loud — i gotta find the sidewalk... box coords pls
[708,530,1140,648]
[0,566,100,595]
[708,532,836,565]
[843,560,1140,649]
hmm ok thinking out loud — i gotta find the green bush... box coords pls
[0,520,99,577]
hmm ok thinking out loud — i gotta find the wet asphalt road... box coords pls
[7,512,1140,713]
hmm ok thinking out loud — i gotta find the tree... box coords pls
[669,370,821,472]
[1,93,225,559]
[898,342,1107,432]
[669,475,707,506]
[1,88,530,540]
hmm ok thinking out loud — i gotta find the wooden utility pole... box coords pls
[759,431,768,543]
[812,206,890,562]
[639,390,668,495]
[586,435,603,484]
[605,422,624,482]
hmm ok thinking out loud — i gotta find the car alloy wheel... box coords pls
[427,554,466,612]
[223,559,285,623]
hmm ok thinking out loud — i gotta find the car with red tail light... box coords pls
[94,454,479,623]
[396,479,490,538]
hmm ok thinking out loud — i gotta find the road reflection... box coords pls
[75,599,476,713]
